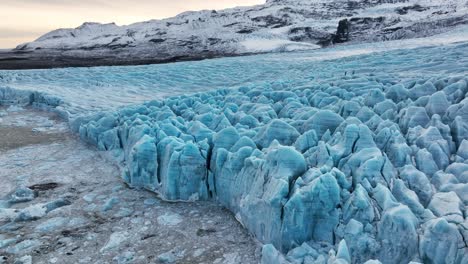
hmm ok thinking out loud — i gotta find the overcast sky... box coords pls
[0,0,264,49]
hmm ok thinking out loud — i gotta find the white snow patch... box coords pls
[157,212,183,226]
[100,231,129,252]
[0,208,18,222]
[296,25,468,62]
[241,39,320,53]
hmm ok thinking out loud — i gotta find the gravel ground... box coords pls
[0,107,260,264]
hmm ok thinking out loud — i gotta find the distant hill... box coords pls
[1,0,467,69]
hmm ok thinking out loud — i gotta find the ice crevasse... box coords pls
[76,71,468,263]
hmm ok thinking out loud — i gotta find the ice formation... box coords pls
[1,41,468,263]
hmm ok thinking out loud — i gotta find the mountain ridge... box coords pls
[1,0,467,69]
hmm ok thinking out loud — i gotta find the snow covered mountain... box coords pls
[3,0,467,69]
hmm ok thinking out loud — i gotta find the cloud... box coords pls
[5,0,112,8]
[0,28,41,38]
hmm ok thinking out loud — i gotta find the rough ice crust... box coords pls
[74,46,468,263]
[2,42,468,263]
[3,35,468,117]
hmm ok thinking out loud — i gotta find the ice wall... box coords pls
[77,72,468,263]
[0,86,68,119]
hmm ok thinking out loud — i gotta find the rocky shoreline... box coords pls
[0,50,235,70]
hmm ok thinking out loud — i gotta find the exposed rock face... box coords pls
[1,0,467,69]
[334,19,350,43]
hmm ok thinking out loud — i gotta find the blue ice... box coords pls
[1,42,468,263]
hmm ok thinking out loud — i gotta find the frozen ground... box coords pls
[0,108,260,264]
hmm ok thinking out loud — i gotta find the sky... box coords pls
[0,0,264,49]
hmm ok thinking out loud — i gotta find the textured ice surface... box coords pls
[2,40,468,263]
[2,29,468,116]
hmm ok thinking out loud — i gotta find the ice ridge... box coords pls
[76,74,468,263]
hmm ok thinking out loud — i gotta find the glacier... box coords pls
[1,40,468,263]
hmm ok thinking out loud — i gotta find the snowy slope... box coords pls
[5,0,468,68]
